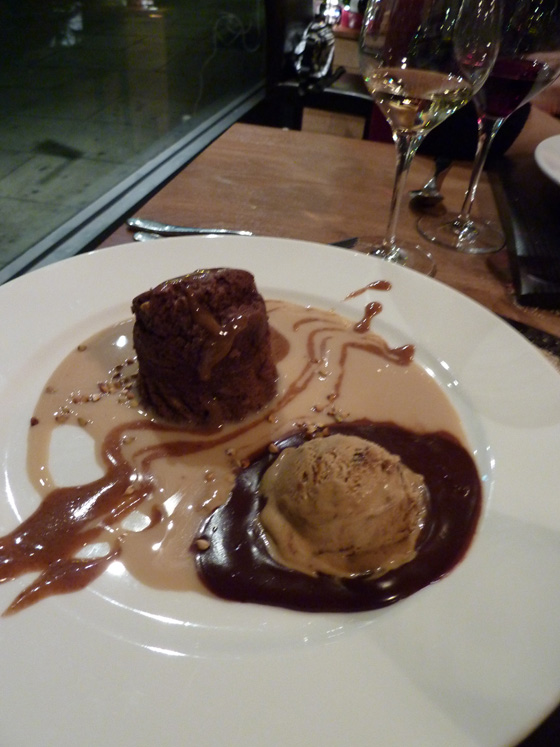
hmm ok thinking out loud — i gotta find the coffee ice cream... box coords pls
[259,433,428,578]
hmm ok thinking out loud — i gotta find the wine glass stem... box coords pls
[457,114,503,224]
[382,131,423,257]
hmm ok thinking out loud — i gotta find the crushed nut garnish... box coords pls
[195,538,210,551]
[326,407,348,423]
[54,406,71,423]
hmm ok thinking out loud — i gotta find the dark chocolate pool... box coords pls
[194,420,482,613]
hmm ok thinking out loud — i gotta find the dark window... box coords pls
[0,0,266,281]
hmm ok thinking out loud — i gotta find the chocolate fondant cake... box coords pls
[132,268,277,424]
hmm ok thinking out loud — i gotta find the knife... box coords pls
[127,217,253,237]
[130,230,360,246]
[330,237,359,249]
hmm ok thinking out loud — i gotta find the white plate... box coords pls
[1,236,560,747]
[535,134,560,186]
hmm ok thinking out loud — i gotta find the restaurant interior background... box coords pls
[0,0,270,282]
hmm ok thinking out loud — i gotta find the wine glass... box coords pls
[418,0,560,254]
[358,0,500,276]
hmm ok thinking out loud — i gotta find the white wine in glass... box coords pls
[358,0,501,275]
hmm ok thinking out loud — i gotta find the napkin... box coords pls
[491,154,560,309]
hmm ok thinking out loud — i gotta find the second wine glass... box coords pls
[418,0,560,254]
[358,0,500,275]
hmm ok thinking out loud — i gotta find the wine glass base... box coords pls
[417,213,505,254]
[352,236,437,277]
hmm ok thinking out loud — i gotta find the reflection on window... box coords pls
[0,0,265,281]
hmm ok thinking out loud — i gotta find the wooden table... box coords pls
[96,109,560,340]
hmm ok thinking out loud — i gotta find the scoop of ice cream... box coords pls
[259,433,427,578]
